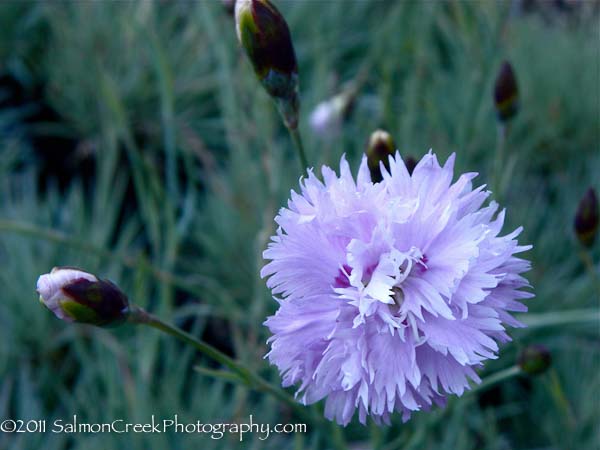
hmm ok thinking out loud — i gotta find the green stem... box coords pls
[128,306,315,423]
[288,126,308,173]
[547,368,576,430]
[193,366,245,384]
[579,248,600,299]
[518,308,600,329]
[469,365,521,395]
[492,123,507,199]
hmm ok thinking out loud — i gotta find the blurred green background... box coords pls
[0,1,599,449]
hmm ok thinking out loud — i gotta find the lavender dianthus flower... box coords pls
[261,152,532,425]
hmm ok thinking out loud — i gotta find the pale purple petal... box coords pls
[262,151,533,425]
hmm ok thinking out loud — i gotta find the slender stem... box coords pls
[518,308,600,329]
[128,306,315,423]
[130,306,242,372]
[469,365,521,395]
[193,366,245,384]
[288,126,308,173]
[547,368,576,430]
[579,248,600,299]
[492,123,507,199]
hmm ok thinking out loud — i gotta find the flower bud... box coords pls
[235,0,299,129]
[493,61,519,122]
[574,188,599,247]
[518,344,551,376]
[37,267,130,327]
[366,129,396,183]
[309,89,355,139]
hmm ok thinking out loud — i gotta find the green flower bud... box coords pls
[235,0,299,129]
[37,267,130,327]
[574,187,599,247]
[494,61,519,122]
[518,344,552,376]
[366,129,396,183]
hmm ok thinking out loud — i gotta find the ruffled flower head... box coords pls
[261,151,532,425]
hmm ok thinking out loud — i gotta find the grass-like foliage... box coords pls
[0,1,598,449]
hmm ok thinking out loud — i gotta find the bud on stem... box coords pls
[309,87,356,138]
[235,0,299,129]
[518,344,552,376]
[37,267,130,326]
[494,61,519,122]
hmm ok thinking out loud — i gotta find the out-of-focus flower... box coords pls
[309,89,355,139]
[262,152,533,425]
[366,129,396,182]
[574,188,599,247]
[235,0,299,129]
[37,267,130,326]
[222,0,236,15]
[494,61,519,122]
[518,344,551,375]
